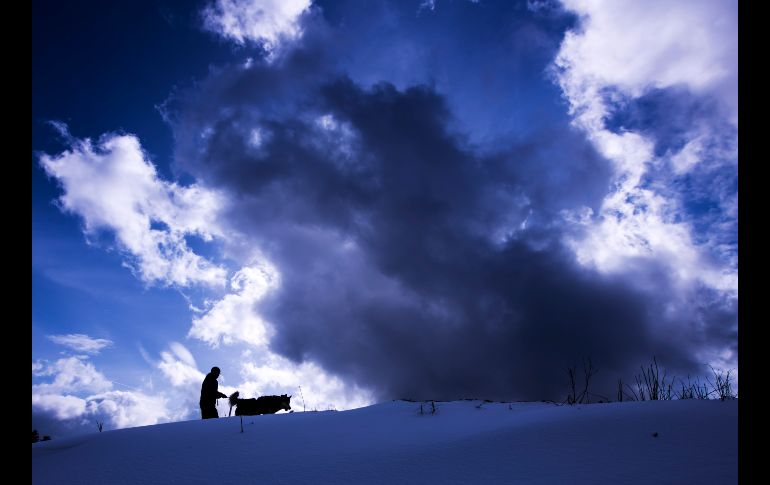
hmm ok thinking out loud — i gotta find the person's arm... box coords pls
[215,381,227,399]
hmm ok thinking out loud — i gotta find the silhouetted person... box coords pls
[200,366,227,419]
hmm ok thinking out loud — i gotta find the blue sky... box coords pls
[32,0,738,438]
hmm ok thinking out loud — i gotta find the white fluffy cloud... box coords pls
[188,260,280,347]
[32,356,174,430]
[47,333,114,354]
[32,394,87,420]
[39,125,228,288]
[86,390,171,429]
[202,0,312,56]
[236,353,373,412]
[555,0,737,125]
[158,342,205,387]
[32,357,113,395]
[553,0,738,295]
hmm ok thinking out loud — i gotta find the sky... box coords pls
[32,0,738,439]
[32,399,738,484]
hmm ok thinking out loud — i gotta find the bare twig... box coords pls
[578,358,598,404]
[566,366,578,405]
[707,366,736,400]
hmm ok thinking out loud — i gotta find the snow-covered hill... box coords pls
[32,399,737,484]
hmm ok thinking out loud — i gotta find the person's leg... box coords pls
[201,405,218,419]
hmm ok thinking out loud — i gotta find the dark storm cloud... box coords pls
[314,0,580,142]
[165,2,732,401]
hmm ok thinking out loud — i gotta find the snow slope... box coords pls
[32,399,737,484]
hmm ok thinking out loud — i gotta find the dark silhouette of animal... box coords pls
[228,391,292,416]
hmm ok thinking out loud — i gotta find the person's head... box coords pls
[210,366,221,378]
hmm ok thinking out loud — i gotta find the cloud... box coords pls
[86,390,171,429]
[31,390,169,429]
[188,261,280,347]
[32,355,175,433]
[236,354,372,412]
[164,43,730,403]
[168,342,197,367]
[555,0,737,124]
[552,0,738,300]
[32,394,87,420]
[47,333,114,354]
[158,343,205,387]
[32,357,113,395]
[201,0,312,57]
[38,125,228,288]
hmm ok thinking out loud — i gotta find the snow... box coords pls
[32,399,737,484]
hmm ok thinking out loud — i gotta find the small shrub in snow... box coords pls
[674,376,710,400]
[565,358,605,404]
[707,366,736,400]
[635,357,674,401]
[419,401,437,415]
